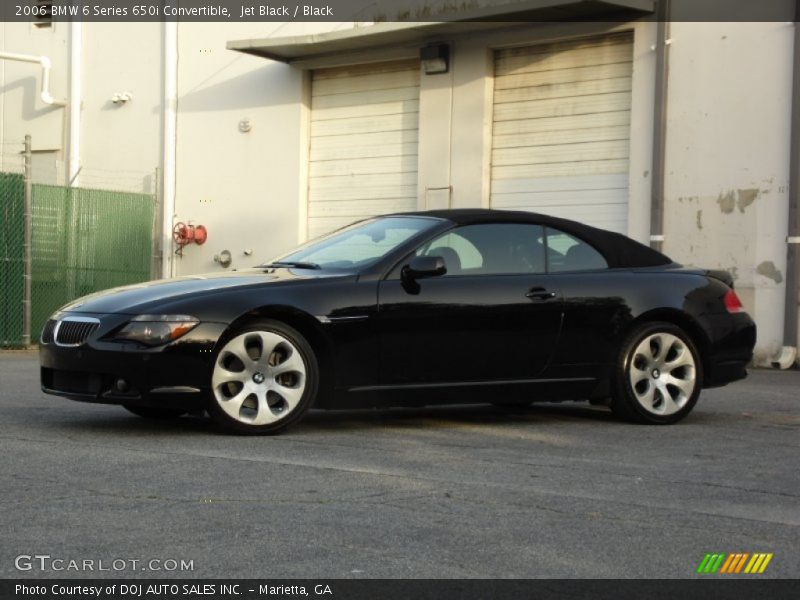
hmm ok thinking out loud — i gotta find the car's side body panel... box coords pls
[545,269,755,389]
[375,273,563,385]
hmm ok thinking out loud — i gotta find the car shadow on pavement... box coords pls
[40,410,218,436]
[298,402,617,433]
[36,401,617,437]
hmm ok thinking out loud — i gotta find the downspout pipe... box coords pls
[161,21,178,279]
[778,3,800,369]
[68,21,82,187]
[0,51,66,106]
[649,0,670,252]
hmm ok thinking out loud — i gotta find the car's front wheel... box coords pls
[611,322,703,424]
[207,320,319,434]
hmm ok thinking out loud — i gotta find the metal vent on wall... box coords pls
[33,0,54,28]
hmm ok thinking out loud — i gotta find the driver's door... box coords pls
[376,223,563,387]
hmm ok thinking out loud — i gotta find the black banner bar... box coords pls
[2,579,800,600]
[0,0,797,23]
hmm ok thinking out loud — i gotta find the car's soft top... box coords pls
[393,208,674,269]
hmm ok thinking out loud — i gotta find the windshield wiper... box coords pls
[260,261,321,270]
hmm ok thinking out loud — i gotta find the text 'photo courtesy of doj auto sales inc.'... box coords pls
[13,583,335,598]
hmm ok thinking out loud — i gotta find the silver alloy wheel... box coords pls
[212,331,307,425]
[628,332,697,416]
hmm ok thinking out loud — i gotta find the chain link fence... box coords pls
[0,171,25,346]
[31,185,156,339]
[1,137,157,348]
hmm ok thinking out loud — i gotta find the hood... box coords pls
[58,268,346,315]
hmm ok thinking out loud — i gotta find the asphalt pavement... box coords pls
[0,351,797,579]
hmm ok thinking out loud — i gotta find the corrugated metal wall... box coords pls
[490,32,634,234]
[308,59,421,239]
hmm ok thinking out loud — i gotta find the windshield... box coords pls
[268,217,441,269]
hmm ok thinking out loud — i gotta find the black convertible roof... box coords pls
[394,209,673,269]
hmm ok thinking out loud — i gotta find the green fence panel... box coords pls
[30,185,155,340]
[0,173,24,346]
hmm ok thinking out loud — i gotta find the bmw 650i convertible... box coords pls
[40,209,756,434]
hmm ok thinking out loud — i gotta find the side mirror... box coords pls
[403,255,447,280]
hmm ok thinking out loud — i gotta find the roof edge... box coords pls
[226,0,655,63]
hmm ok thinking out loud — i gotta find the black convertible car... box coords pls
[40,209,756,434]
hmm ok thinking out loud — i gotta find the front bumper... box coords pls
[39,313,227,409]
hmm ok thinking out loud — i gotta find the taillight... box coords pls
[724,289,744,314]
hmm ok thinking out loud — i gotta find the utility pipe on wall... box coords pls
[0,51,66,106]
[778,4,800,369]
[68,21,82,186]
[161,21,178,279]
[649,0,671,252]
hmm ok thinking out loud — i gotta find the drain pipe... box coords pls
[161,21,178,279]
[68,21,82,187]
[649,0,671,252]
[0,51,66,107]
[777,7,800,370]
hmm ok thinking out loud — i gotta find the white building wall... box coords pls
[662,22,794,365]
[171,23,344,276]
[78,23,162,193]
[0,21,69,169]
[0,22,162,189]
[1,21,345,274]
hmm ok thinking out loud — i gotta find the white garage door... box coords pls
[490,32,634,233]
[308,59,420,239]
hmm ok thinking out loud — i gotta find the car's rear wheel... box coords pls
[123,405,187,419]
[611,322,703,424]
[207,320,319,434]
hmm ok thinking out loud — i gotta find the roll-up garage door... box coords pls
[490,32,633,234]
[308,59,420,239]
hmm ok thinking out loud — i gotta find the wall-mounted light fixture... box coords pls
[421,44,449,75]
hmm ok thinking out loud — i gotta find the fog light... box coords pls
[114,378,129,393]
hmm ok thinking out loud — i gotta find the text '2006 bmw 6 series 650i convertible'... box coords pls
[40,209,756,434]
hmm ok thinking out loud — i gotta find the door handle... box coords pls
[525,287,556,300]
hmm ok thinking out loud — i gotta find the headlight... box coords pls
[113,315,199,346]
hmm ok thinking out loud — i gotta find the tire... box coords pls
[610,321,703,424]
[124,405,187,419]
[207,319,319,435]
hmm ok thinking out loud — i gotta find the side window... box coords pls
[545,228,608,272]
[418,232,483,271]
[418,224,546,276]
